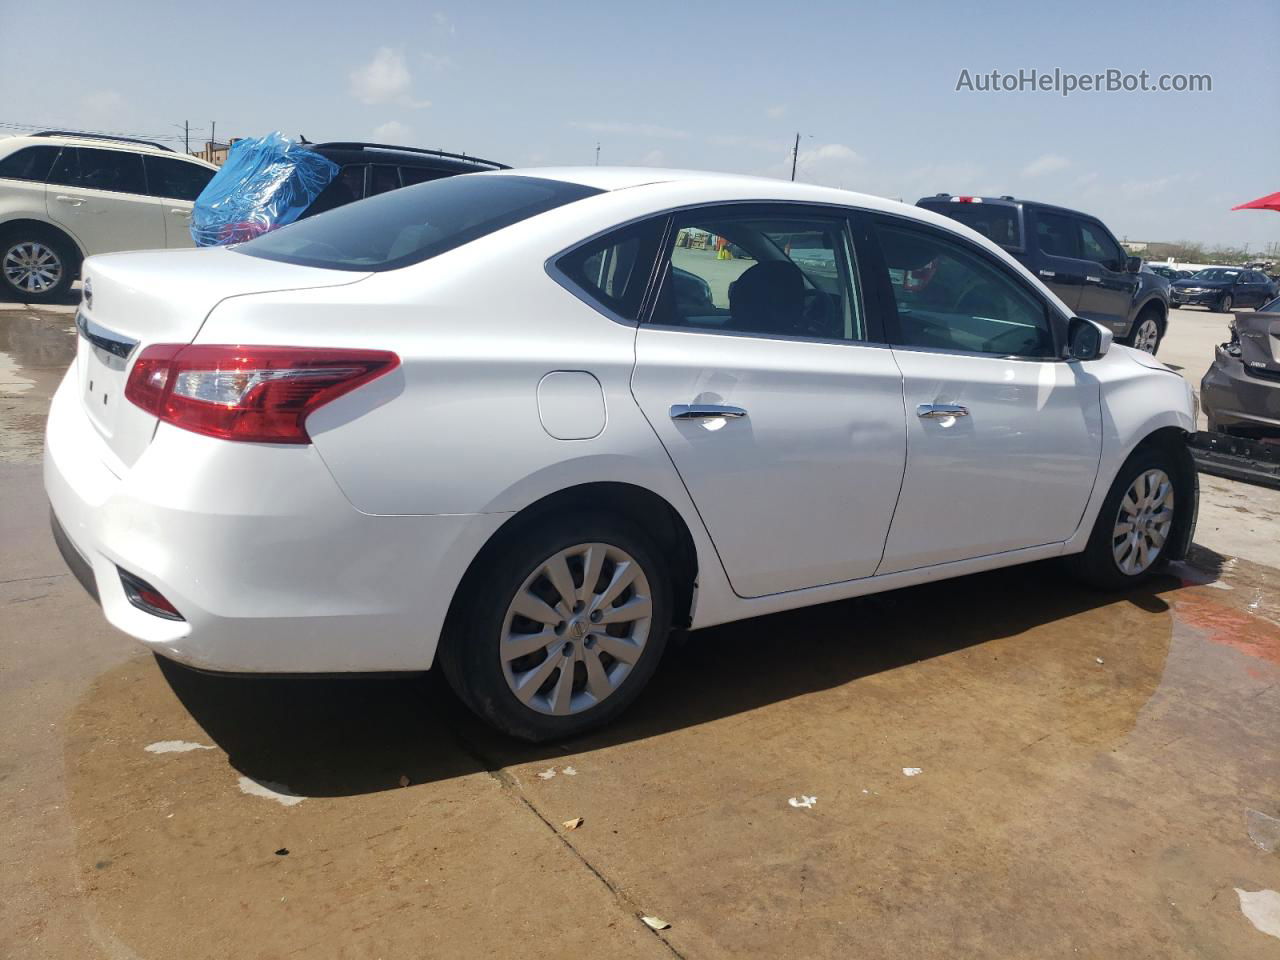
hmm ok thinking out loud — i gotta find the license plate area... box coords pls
[76,310,138,439]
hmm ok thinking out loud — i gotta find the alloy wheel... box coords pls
[1221,294,1233,313]
[2,241,63,295]
[500,542,653,716]
[1132,317,1160,353]
[1112,468,1175,576]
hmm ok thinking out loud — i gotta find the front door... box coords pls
[631,205,907,598]
[1075,217,1139,335]
[45,146,166,254]
[1027,207,1087,312]
[866,216,1102,574]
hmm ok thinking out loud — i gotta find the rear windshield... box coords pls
[238,174,602,272]
[918,200,1022,250]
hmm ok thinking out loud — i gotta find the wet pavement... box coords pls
[3,307,1279,958]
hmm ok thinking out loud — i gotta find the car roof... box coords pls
[0,133,217,168]
[308,141,506,173]
[918,193,1096,220]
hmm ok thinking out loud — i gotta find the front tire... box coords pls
[1066,446,1179,590]
[0,229,77,304]
[1124,310,1163,354]
[439,513,673,741]
[1219,294,1233,313]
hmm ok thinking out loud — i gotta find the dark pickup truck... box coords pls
[917,194,1170,354]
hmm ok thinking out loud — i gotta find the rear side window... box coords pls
[400,166,446,186]
[0,145,60,182]
[240,175,602,272]
[369,165,400,196]
[144,155,215,200]
[920,200,1022,250]
[555,218,666,321]
[1036,211,1080,258]
[49,147,146,195]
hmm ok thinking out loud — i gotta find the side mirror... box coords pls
[1124,256,1142,274]
[1066,316,1111,361]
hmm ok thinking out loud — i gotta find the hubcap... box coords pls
[1112,468,1174,576]
[2,241,63,294]
[1133,317,1160,353]
[500,542,653,716]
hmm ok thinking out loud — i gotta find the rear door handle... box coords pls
[917,402,969,420]
[670,403,748,420]
[55,195,85,206]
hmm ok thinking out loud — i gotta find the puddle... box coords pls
[0,310,76,464]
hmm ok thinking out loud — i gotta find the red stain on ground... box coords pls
[1173,592,1280,666]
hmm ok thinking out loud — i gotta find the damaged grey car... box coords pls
[1202,295,1280,437]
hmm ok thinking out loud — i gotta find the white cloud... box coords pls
[421,52,454,71]
[568,120,689,140]
[1021,153,1071,178]
[771,142,864,189]
[82,90,125,117]
[372,120,412,143]
[708,133,789,152]
[1121,174,1183,199]
[765,104,787,119]
[640,149,666,166]
[433,11,456,35]
[349,48,430,107]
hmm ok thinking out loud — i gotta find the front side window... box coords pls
[555,218,665,321]
[144,155,215,200]
[0,145,60,182]
[49,147,145,195]
[240,174,602,271]
[650,209,863,341]
[1078,220,1123,270]
[875,221,1055,359]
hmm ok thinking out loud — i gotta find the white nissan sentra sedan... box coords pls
[45,168,1197,740]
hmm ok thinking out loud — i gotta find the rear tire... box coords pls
[438,512,673,741]
[0,227,77,304]
[1065,445,1180,591]
[1219,294,1233,313]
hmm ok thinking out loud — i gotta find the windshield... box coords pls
[238,174,602,271]
[1191,269,1241,282]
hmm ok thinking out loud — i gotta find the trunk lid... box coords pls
[1235,309,1280,377]
[75,247,368,469]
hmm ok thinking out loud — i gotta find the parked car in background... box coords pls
[0,132,217,302]
[916,194,1170,353]
[1201,294,1280,436]
[46,168,1197,741]
[1149,264,1181,282]
[297,141,508,218]
[1170,268,1277,312]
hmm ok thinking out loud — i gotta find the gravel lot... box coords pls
[2,298,1278,959]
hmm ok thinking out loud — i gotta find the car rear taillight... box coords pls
[125,345,400,444]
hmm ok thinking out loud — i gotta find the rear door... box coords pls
[1025,207,1086,312]
[45,146,166,254]
[143,155,215,247]
[1075,217,1138,335]
[630,204,907,598]
[866,215,1102,573]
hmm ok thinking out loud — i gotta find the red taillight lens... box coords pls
[125,345,400,444]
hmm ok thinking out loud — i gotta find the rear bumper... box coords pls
[1201,352,1280,434]
[43,367,507,673]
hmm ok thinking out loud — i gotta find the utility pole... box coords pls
[210,121,216,148]
[595,142,600,166]
[790,132,800,182]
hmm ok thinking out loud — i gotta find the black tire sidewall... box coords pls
[439,513,673,741]
[0,228,77,302]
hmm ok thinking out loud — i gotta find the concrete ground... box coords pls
[3,300,1279,959]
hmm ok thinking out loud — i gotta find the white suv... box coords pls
[0,132,217,303]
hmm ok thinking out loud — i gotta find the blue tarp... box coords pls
[191,132,339,246]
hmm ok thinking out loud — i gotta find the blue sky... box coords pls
[3,0,1277,249]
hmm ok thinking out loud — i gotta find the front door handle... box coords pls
[169,208,190,217]
[917,402,969,420]
[55,195,85,206]
[670,403,748,421]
